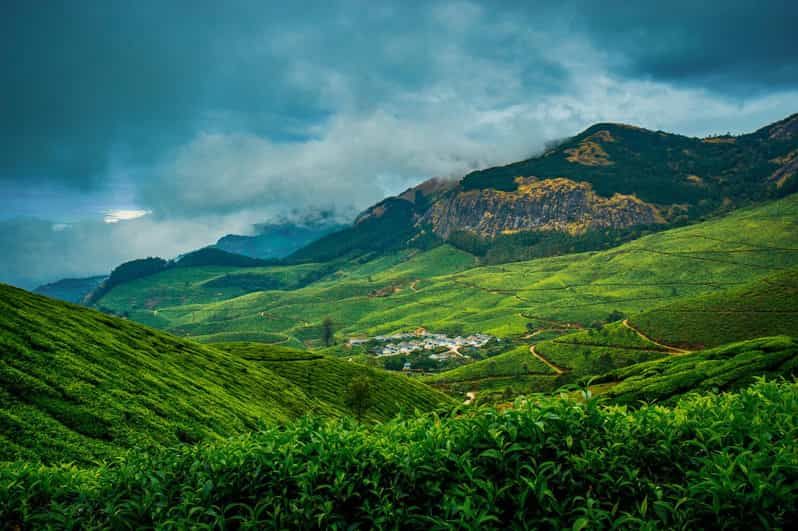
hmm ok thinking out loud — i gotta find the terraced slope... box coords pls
[0,285,451,464]
[216,343,453,420]
[99,194,798,349]
[591,336,798,405]
[630,268,798,349]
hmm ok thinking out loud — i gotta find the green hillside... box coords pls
[216,342,452,420]
[2,380,796,528]
[423,344,555,383]
[591,336,798,405]
[97,194,798,352]
[630,268,798,348]
[0,285,451,464]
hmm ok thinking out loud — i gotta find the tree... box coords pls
[607,310,626,323]
[322,317,335,347]
[345,376,373,420]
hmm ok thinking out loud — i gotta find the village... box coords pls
[348,329,496,358]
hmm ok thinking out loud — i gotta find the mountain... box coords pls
[34,275,106,303]
[215,220,345,259]
[0,283,451,464]
[290,114,798,264]
[289,178,455,262]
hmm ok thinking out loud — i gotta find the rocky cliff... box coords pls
[423,177,664,239]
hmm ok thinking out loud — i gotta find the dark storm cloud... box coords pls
[570,0,798,94]
[2,0,797,287]
[2,0,795,193]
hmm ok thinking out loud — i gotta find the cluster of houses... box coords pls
[348,328,495,358]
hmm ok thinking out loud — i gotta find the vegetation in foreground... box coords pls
[0,285,451,464]
[1,380,795,528]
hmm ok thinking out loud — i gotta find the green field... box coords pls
[2,380,796,528]
[590,336,798,405]
[0,285,451,464]
[630,268,798,348]
[96,195,798,352]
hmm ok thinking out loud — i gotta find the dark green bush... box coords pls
[2,380,796,528]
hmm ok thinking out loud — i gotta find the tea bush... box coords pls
[2,380,796,528]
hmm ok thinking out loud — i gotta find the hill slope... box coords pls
[630,268,798,348]
[592,336,798,405]
[216,342,451,419]
[0,284,451,464]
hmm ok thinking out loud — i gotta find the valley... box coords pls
[4,113,798,528]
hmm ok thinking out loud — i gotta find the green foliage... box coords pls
[0,286,450,464]
[592,336,798,406]
[344,376,373,420]
[631,268,798,348]
[2,380,797,528]
[322,316,334,347]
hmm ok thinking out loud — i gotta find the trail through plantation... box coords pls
[621,319,690,354]
[530,345,567,375]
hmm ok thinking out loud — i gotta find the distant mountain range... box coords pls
[34,275,106,304]
[214,219,345,259]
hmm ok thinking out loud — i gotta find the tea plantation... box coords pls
[0,285,452,464]
[1,380,795,528]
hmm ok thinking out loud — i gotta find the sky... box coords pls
[2,0,797,288]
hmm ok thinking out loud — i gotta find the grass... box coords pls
[1,379,796,528]
[0,284,451,464]
[95,194,798,350]
[590,336,798,406]
[630,268,798,348]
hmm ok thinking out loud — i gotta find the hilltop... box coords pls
[288,113,798,264]
[0,284,451,464]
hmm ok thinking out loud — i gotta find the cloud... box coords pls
[1,0,797,287]
[103,209,151,224]
[0,214,259,289]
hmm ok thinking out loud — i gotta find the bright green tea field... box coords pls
[98,194,798,349]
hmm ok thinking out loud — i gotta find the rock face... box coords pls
[424,177,664,239]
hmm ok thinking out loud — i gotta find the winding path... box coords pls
[621,319,691,354]
[530,345,567,375]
